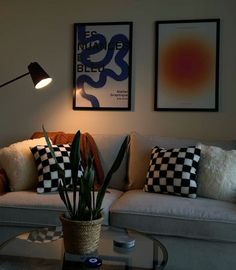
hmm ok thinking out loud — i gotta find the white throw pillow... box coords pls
[0,137,49,191]
[197,143,236,202]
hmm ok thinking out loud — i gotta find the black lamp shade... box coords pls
[28,62,52,89]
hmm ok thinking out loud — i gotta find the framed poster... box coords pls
[155,19,220,111]
[73,22,132,110]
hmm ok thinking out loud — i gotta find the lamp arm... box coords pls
[0,72,30,88]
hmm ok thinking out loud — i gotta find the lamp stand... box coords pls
[0,72,30,88]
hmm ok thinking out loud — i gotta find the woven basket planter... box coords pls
[60,214,103,255]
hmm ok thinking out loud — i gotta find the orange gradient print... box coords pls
[160,37,214,95]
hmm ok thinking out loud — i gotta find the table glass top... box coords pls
[0,226,168,270]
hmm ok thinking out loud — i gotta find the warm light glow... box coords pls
[35,78,52,89]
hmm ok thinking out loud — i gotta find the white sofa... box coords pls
[0,132,236,270]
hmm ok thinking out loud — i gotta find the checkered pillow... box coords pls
[144,146,201,198]
[31,144,83,193]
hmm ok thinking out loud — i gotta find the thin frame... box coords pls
[155,19,220,111]
[73,22,133,111]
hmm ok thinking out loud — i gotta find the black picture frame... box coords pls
[73,22,133,110]
[155,19,220,111]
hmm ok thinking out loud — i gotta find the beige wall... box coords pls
[1,0,236,147]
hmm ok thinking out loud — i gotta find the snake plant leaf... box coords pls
[58,182,73,216]
[43,126,129,221]
[70,130,81,216]
[77,161,95,220]
[93,208,102,220]
[70,130,81,187]
[86,156,95,189]
[85,161,95,219]
[77,175,88,220]
[95,135,130,217]
[42,125,72,215]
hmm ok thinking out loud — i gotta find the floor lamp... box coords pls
[0,62,52,89]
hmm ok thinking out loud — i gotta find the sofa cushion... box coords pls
[197,143,236,202]
[110,190,236,242]
[0,137,49,192]
[0,189,123,227]
[144,145,201,198]
[128,132,236,190]
[31,144,83,193]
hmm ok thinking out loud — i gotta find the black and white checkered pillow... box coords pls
[31,144,83,193]
[144,146,201,198]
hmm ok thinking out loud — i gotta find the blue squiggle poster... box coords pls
[73,22,132,110]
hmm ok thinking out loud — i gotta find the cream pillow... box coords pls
[197,143,236,202]
[0,137,49,191]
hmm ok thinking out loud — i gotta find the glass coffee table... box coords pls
[0,226,168,269]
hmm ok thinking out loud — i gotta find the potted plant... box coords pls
[43,127,129,255]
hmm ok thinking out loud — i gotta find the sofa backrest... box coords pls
[128,132,236,190]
